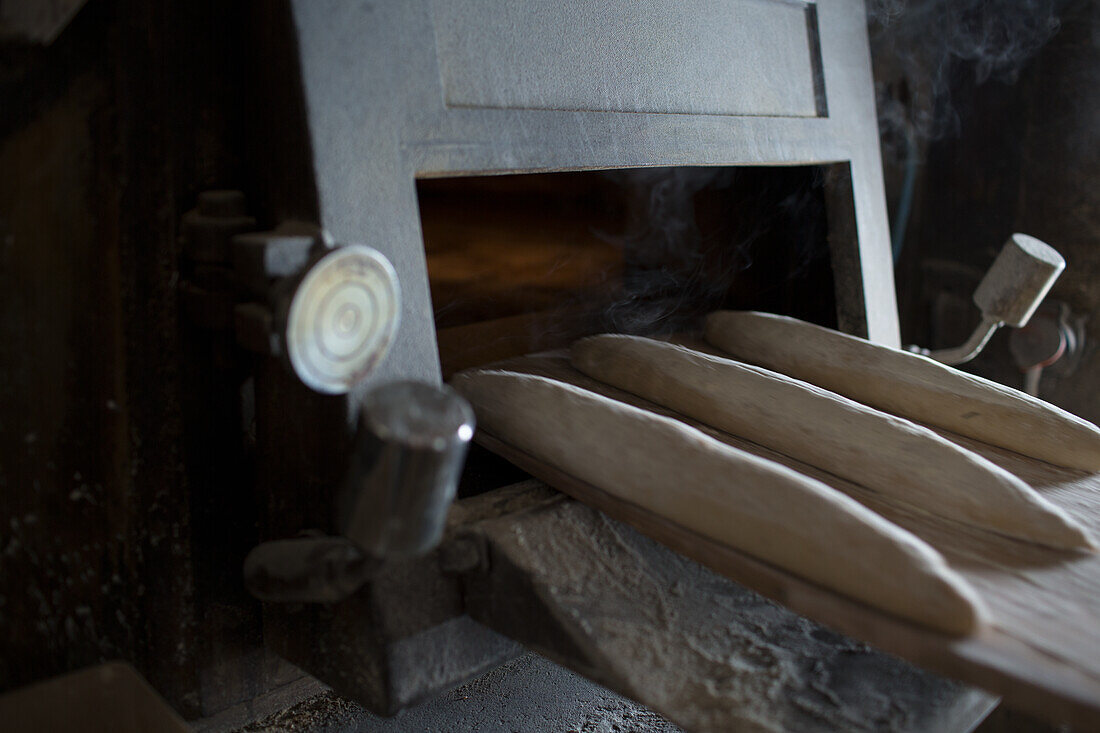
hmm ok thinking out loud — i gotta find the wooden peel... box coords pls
[451,369,985,635]
[570,334,1095,551]
[456,352,1100,728]
[473,430,1100,730]
[704,311,1100,472]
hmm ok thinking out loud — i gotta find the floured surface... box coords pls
[468,483,993,733]
[477,350,1100,726]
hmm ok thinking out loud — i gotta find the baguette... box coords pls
[572,334,1094,550]
[451,369,986,635]
[704,311,1100,472]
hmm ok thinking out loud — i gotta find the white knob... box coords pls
[973,234,1065,328]
[284,245,400,394]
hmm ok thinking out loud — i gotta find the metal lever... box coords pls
[1009,300,1079,397]
[341,381,475,557]
[244,381,475,603]
[910,233,1065,365]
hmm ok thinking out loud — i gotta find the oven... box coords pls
[220,0,913,722]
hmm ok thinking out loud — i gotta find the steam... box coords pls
[595,167,826,335]
[598,168,736,334]
[869,1,1065,257]
[870,0,1064,154]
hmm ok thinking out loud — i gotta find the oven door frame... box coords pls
[282,0,898,391]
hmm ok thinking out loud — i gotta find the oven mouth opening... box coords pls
[416,165,845,495]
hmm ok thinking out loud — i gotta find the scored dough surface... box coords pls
[572,334,1094,551]
[705,311,1100,472]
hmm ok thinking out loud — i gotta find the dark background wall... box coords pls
[0,0,254,717]
[872,0,1100,423]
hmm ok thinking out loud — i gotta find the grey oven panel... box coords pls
[431,0,825,118]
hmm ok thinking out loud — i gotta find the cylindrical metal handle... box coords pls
[341,381,475,557]
[973,233,1065,328]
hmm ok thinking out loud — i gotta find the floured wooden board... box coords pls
[469,350,1100,729]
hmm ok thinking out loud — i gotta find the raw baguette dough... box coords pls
[705,311,1100,472]
[572,335,1094,551]
[451,369,986,635]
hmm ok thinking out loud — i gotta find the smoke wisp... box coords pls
[595,166,830,335]
[870,0,1064,155]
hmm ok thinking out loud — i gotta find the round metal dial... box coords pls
[285,245,400,394]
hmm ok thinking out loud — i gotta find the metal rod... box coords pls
[928,315,1003,365]
[908,315,1002,366]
